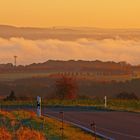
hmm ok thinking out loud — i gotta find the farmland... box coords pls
[0,71,139,82]
[0,72,50,82]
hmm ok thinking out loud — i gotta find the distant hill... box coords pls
[0,60,133,75]
[0,25,140,40]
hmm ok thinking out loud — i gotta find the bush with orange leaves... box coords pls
[0,128,12,140]
[16,127,46,140]
[0,111,15,120]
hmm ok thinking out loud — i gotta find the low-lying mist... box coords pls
[0,37,140,65]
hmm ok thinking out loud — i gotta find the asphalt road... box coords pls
[45,109,140,140]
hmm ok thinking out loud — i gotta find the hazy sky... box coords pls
[0,0,140,28]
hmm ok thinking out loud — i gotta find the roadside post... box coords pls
[37,96,41,117]
[104,96,107,108]
[59,111,64,140]
[91,121,96,140]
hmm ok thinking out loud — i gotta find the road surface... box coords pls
[44,108,140,140]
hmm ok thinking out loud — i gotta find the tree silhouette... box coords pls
[4,90,16,101]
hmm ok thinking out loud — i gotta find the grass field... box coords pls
[1,99,140,112]
[0,110,100,140]
[44,99,140,112]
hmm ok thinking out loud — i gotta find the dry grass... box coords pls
[16,127,46,140]
[46,116,96,140]
[0,128,12,140]
[0,110,46,140]
[0,110,100,140]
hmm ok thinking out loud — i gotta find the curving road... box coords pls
[45,108,140,140]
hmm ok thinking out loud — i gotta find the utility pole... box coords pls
[14,56,17,67]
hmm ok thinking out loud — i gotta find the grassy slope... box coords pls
[0,110,99,140]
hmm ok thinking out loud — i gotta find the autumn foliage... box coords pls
[55,76,78,100]
[0,128,12,140]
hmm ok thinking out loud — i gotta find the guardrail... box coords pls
[46,114,114,140]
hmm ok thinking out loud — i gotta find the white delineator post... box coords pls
[37,96,41,117]
[104,96,107,108]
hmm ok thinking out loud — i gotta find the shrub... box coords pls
[4,91,16,101]
[116,92,139,100]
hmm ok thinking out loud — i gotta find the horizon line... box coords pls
[0,59,139,66]
[1,24,140,30]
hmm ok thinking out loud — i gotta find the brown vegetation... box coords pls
[55,76,77,100]
[0,128,12,140]
[16,127,46,140]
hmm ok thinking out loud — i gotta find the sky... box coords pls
[0,0,140,65]
[0,0,140,28]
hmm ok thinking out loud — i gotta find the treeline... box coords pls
[0,60,133,75]
[2,91,139,101]
[1,76,139,101]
